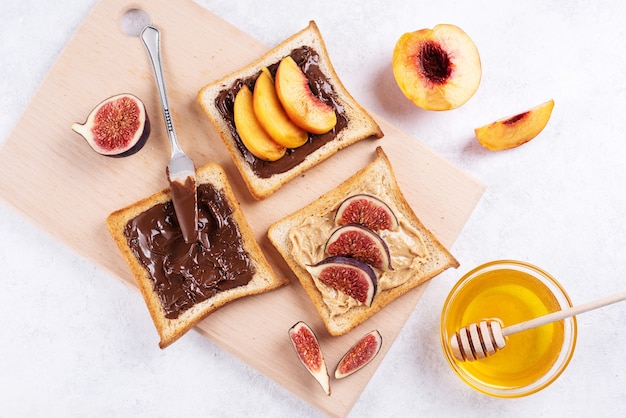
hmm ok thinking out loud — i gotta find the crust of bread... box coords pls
[197,20,383,200]
[268,147,459,336]
[106,162,288,348]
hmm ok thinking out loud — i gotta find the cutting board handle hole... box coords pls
[120,8,151,37]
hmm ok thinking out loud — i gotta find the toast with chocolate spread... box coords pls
[197,21,383,200]
[106,163,287,348]
[268,147,459,336]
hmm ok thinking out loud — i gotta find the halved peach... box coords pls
[475,99,555,151]
[234,85,286,161]
[275,56,337,134]
[392,24,481,111]
[253,67,309,149]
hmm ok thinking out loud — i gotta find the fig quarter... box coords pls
[335,330,383,379]
[288,321,331,395]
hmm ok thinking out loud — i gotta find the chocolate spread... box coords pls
[214,46,349,178]
[169,175,198,244]
[124,183,256,319]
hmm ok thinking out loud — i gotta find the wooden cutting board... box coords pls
[0,0,484,416]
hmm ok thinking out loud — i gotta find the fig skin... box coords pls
[335,194,399,231]
[335,329,383,379]
[325,224,393,271]
[288,321,331,395]
[307,256,378,306]
[71,93,150,157]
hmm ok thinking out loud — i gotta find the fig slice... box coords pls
[288,321,331,396]
[307,256,378,306]
[325,224,393,271]
[335,330,383,379]
[71,93,150,157]
[335,194,399,231]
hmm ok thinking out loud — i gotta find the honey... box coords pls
[441,261,576,396]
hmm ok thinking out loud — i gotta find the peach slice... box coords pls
[475,99,555,151]
[392,24,481,111]
[253,68,309,149]
[275,56,337,134]
[234,85,286,161]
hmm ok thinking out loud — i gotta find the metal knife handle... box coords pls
[140,25,183,158]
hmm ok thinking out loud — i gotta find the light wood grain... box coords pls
[0,0,484,416]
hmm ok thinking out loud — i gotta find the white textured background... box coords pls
[2,0,626,416]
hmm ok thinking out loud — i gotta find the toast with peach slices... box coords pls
[197,21,383,200]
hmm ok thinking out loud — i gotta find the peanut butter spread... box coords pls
[288,177,430,316]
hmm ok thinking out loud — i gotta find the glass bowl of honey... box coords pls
[440,260,577,397]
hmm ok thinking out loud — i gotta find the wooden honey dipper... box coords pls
[450,291,626,362]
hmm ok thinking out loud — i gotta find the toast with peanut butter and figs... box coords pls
[268,147,459,336]
[107,163,288,348]
[197,21,383,200]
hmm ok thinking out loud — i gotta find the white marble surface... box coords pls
[2,0,626,416]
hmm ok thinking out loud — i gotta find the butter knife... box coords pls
[141,25,198,243]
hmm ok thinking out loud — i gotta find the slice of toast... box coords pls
[197,21,383,200]
[268,147,459,336]
[107,162,288,348]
